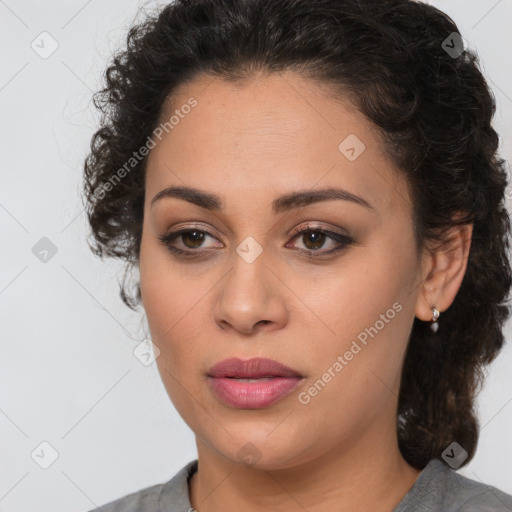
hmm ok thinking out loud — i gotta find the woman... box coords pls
[82,0,512,510]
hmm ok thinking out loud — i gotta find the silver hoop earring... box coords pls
[430,306,440,332]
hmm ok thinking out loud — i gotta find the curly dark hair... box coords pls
[81,0,512,470]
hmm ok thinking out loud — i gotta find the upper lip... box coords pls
[207,357,303,378]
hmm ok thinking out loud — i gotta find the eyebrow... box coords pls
[150,185,375,214]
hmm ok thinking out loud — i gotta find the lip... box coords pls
[207,357,304,409]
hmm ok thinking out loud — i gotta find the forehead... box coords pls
[145,71,412,218]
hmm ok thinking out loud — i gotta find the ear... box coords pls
[415,218,473,322]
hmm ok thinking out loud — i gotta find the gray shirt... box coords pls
[89,458,512,511]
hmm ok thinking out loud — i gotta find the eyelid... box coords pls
[159,225,223,249]
[163,221,350,243]
[159,221,354,258]
[162,222,222,240]
[288,221,351,238]
[286,223,354,252]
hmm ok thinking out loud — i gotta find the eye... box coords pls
[157,223,354,258]
[286,224,354,256]
[158,227,222,256]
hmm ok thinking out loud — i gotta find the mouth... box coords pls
[206,357,304,409]
[208,357,303,379]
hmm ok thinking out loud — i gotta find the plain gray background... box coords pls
[1,1,511,510]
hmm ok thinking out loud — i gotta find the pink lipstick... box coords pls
[207,357,304,409]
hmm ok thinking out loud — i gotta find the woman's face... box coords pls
[139,71,428,470]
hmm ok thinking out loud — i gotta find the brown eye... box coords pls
[300,230,327,250]
[158,228,222,256]
[181,230,206,248]
[158,224,353,259]
[287,226,353,255]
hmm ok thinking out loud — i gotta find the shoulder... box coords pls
[394,459,512,512]
[88,482,166,512]
[86,459,198,512]
[442,464,512,511]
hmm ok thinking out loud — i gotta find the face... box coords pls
[139,71,425,470]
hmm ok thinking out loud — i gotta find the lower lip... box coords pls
[208,376,303,409]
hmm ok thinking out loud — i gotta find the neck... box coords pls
[189,418,422,512]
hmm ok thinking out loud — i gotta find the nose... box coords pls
[212,250,289,335]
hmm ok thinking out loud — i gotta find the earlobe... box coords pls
[414,221,473,324]
[429,306,440,332]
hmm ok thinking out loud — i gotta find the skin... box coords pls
[138,70,473,512]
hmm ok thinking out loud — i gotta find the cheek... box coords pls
[301,241,415,398]
[140,256,209,421]
[140,231,191,333]
[139,238,206,375]
[307,243,410,339]
[141,273,205,362]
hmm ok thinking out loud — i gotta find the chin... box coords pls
[206,429,312,471]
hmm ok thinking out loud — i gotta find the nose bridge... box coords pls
[213,239,287,333]
[224,240,270,306]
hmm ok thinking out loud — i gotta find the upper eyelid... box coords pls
[163,224,350,247]
[166,223,346,238]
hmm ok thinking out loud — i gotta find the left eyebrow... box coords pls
[150,185,375,213]
[272,187,375,214]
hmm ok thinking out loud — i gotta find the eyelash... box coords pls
[157,223,354,259]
